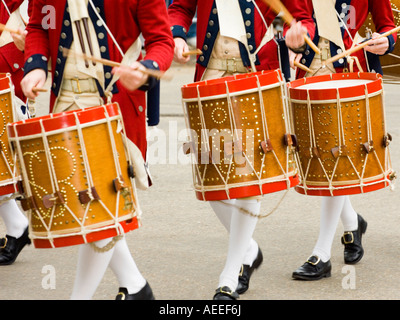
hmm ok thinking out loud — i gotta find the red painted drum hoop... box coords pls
[8,103,120,138]
[182,69,284,99]
[288,72,383,101]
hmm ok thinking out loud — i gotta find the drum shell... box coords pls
[7,103,140,248]
[0,73,21,196]
[182,70,299,201]
[288,73,394,196]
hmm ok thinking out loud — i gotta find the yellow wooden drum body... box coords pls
[0,73,21,195]
[7,103,140,248]
[181,70,299,201]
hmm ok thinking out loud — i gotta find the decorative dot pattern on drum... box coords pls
[0,74,21,196]
[182,70,299,201]
[7,103,140,248]
[288,73,395,196]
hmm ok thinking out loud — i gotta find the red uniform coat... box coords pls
[24,0,174,157]
[297,0,396,78]
[168,0,316,81]
[0,0,30,100]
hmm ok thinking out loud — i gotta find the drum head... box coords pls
[288,72,383,102]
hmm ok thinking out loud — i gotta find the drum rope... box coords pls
[380,81,396,190]
[255,74,289,186]
[196,85,214,199]
[181,97,202,197]
[73,113,95,192]
[89,234,123,253]
[225,81,246,196]
[287,88,307,192]
[364,85,391,189]
[216,189,288,219]
[254,75,271,192]
[276,72,294,189]
[102,106,129,229]
[255,75,270,142]
[39,120,59,194]
[0,149,18,187]
[306,88,318,194]
[102,105,124,182]
[306,90,317,153]
[225,80,284,196]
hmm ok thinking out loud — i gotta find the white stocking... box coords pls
[340,196,358,231]
[109,237,146,294]
[0,198,28,238]
[312,196,346,262]
[70,238,116,300]
[218,199,260,291]
[210,200,259,266]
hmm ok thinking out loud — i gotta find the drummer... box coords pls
[0,0,31,266]
[290,0,396,281]
[21,0,174,299]
[168,0,315,299]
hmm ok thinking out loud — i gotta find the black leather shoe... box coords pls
[0,227,31,266]
[292,255,332,281]
[115,282,155,300]
[341,214,367,264]
[213,286,239,300]
[236,247,263,294]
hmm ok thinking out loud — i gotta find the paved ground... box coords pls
[0,60,399,301]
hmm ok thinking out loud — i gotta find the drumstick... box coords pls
[182,49,202,57]
[261,0,321,55]
[0,23,22,35]
[62,48,171,80]
[32,87,48,93]
[324,25,400,66]
[294,60,313,74]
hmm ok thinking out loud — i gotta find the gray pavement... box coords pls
[0,60,399,300]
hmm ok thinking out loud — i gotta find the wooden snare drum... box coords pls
[288,73,395,196]
[181,70,299,201]
[7,103,141,248]
[0,73,22,196]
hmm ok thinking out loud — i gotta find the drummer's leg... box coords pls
[0,199,30,265]
[109,237,149,295]
[292,196,345,280]
[0,199,28,239]
[70,238,115,300]
[340,196,367,264]
[214,199,259,298]
[210,200,259,262]
[312,196,346,262]
[340,196,358,231]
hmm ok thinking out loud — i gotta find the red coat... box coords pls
[168,0,316,81]
[24,0,174,157]
[0,0,30,100]
[297,0,396,78]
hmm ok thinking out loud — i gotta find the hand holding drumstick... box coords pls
[324,26,400,66]
[262,0,321,55]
